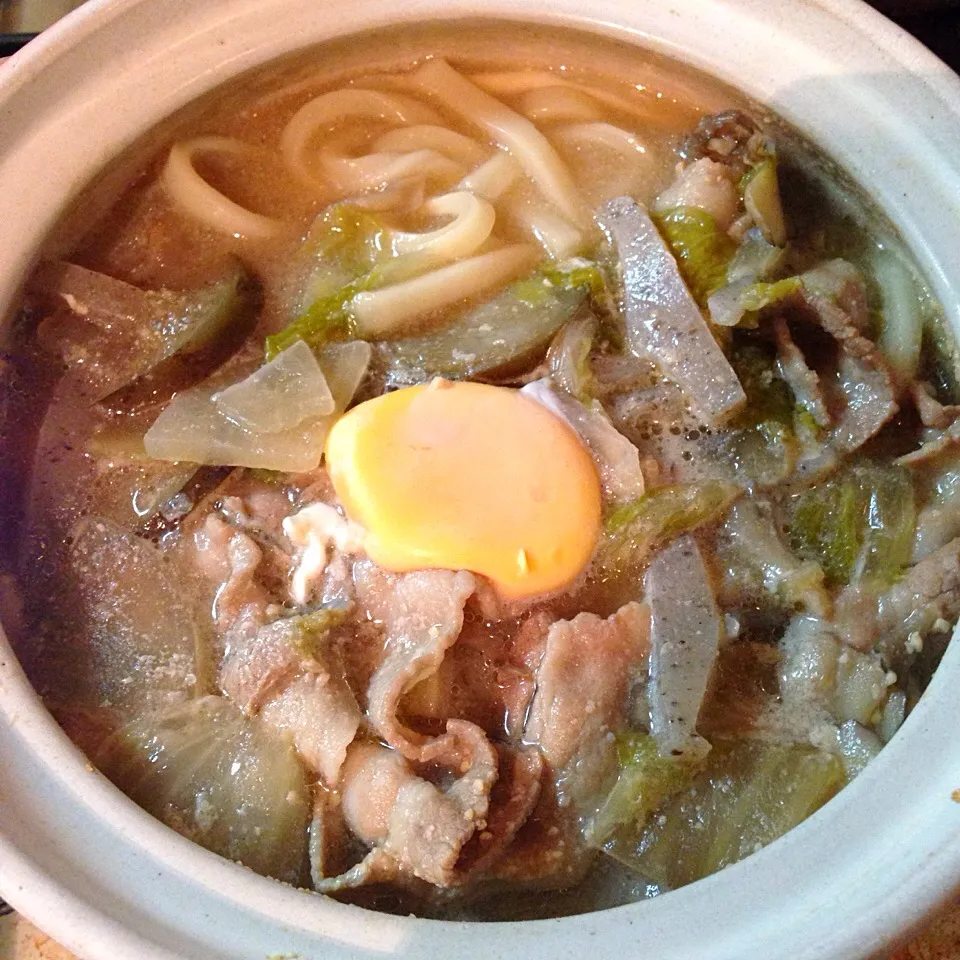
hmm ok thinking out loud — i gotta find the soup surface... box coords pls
[1,21,958,920]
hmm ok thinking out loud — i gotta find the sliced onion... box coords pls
[145,384,332,472]
[98,696,310,885]
[318,340,373,411]
[214,339,335,434]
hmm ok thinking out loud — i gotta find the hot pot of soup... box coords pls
[0,1,959,958]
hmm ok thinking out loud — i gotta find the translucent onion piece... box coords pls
[411,59,583,223]
[391,191,496,261]
[373,125,488,167]
[319,340,373,411]
[458,151,523,201]
[214,340,335,433]
[145,384,331,471]
[162,137,283,240]
[351,243,539,337]
[280,88,441,190]
[513,205,583,259]
[517,86,601,123]
[645,535,723,760]
[98,696,310,885]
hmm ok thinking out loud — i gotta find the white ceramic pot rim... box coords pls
[1,2,959,959]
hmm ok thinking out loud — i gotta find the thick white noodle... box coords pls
[351,243,539,337]
[457,151,522,201]
[320,142,464,200]
[161,137,283,240]
[468,70,564,96]
[550,122,647,159]
[513,205,583,259]
[280,88,442,189]
[391,192,496,261]
[410,59,583,224]
[470,70,667,126]
[351,177,427,213]
[517,86,601,124]
[373,125,489,167]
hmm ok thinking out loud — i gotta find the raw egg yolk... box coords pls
[325,379,601,597]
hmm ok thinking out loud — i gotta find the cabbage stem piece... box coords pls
[597,197,746,425]
[162,137,284,240]
[609,742,843,888]
[373,265,588,384]
[591,733,699,846]
[411,59,584,223]
[351,244,538,337]
[870,246,923,384]
[602,480,741,574]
